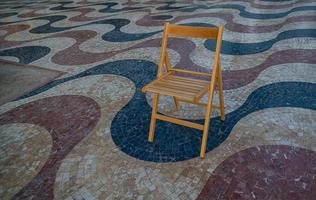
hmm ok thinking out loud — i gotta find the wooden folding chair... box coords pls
[142,22,225,158]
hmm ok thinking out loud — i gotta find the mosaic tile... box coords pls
[198,145,316,200]
[0,0,315,199]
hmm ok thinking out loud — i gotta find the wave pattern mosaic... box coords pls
[0,0,315,199]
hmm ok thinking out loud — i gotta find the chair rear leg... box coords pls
[217,69,225,121]
[148,94,160,142]
[173,96,180,111]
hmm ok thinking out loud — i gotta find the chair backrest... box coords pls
[167,23,219,39]
[157,22,224,78]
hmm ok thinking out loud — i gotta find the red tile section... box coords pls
[0,95,101,200]
[198,145,316,200]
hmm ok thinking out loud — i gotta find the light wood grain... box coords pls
[143,23,225,159]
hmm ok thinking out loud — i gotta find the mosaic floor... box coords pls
[0,0,316,199]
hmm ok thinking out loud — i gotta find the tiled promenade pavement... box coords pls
[0,0,315,199]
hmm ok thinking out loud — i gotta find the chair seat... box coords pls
[142,74,210,102]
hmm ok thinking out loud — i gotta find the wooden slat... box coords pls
[154,81,202,93]
[144,85,196,101]
[165,75,209,85]
[145,86,195,98]
[148,80,199,94]
[156,114,204,130]
[145,84,195,96]
[170,68,211,77]
[166,75,209,84]
[143,73,211,102]
[167,24,218,39]
[158,77,206,89]
[150,87,196,98]
[158,78,205,88]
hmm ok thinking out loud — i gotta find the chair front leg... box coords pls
[148,94,160,142]
[200,97,213,158]
[200,82,216,158]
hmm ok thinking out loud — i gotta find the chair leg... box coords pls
[200,92,215,158]
[148,94,160,142]
[173,96,180,111]
[217,69,225,121]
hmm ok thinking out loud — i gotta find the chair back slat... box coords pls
[167,23,218,39]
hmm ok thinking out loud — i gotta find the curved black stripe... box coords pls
[0,46,51,64]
